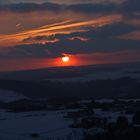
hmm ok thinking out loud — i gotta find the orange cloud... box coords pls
[0,14,122,47]
[68,36,90,42]
[118,31,140,40]
[127,19,140,26]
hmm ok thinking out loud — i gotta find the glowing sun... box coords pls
[62,56,70,62]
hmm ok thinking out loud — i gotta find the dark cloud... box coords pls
[23,35,56,41]
[2,36,139,59]
[0,45,56,59]
[0,0,138,18]
[1,22,140,59]
[0,0,139,18]
[122,0,140,13]
[0,2,61,13]
[0,0,125,5]
[66,3,117,13]
[0,2,117,14]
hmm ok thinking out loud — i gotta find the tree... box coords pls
[133,111,140,125]
[116,116,128,129]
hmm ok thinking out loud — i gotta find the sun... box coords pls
[62,56,70,62]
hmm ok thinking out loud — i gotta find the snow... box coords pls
[0,97,137,140]
[0,107,135,140]
[0,90,28,103]
[95,99,114,103]
[95,98,140,103]
[94,109,133,123]
[0,110,80,140]
[86,127,104,136]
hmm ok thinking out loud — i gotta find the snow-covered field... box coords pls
[0,90,136,140]
[0,108,134,140]
[0,110,78,140]
[0,90,72,139]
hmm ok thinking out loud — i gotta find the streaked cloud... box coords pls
[0,14,122,47]
[127,19,140,26]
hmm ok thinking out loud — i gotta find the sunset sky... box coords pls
[0,0,140,71]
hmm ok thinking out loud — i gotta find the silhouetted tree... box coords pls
[116,116,128,129]
[133,111,140,125]
[30,133,40,138]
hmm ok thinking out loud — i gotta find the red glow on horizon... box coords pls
[1,50,140,72]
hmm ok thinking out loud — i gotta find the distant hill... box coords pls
[0,77,140,103]
[0,62,140,102]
